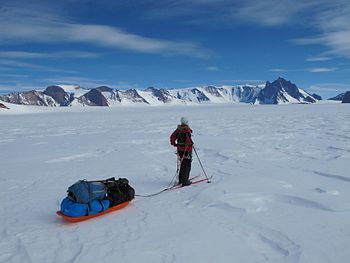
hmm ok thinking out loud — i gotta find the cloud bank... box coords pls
[0,4,210,58]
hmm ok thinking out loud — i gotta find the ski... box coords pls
[170,175,200,189]
[135,175,207,197]
[171,176,210,190]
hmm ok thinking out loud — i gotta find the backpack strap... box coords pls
[96,199,104,212]
[87,201,91,216]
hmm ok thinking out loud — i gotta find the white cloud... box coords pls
[0,59,79,73]
[173,79,193,83]
[309,83,350,93]
[142,1,350,59]
[306,56,331,62]
[270,67,337,73]
[0,51,99,59]
[0,59,53,70]
[142,0,316,27]
[233,0,316,27]
[42,76,108,88]
[308,67,337,73]
[0,66,13,71]
[218,79,265,84]
[205,66,220,71]
[270,68,302,72]
[0,73,29,78]
[0,5,210,58]
[291,1,350,58]
[0,84,42,93]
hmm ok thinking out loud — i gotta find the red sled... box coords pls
[56,201,130,223]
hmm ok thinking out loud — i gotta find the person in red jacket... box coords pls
[170,117,193,186]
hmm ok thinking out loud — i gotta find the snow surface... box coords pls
[0,103,350,263]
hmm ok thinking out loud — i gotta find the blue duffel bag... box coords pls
[60,197,110,217]
[88,199,110,215]
[67,180,107,204]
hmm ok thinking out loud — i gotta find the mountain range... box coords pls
[0,77,321,107]
[328,91,350,103]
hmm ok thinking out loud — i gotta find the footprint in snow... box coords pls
[279,181,293,188]
[314,188,340,195]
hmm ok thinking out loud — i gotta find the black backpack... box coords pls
[177,131,187,146]
[103,177,135,207]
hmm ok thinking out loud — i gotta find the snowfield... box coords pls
[0,103,349,263]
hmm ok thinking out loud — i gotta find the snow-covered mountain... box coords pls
[78,88,109,106]
[311,93,322,100]
[43,86,74,106]
[329,92,346,101]
[0,102,9,109]
[256,77,317,104]
[0,78,319,107]
[0,90,57,106]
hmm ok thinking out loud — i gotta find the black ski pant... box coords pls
[178,151,192,184]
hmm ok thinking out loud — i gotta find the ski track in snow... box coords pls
[0,103,350,263]
[312,171,350,183]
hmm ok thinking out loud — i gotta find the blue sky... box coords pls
[0,0,350,98]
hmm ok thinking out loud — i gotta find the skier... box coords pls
[170,117,193,186]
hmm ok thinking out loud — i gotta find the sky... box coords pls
[0,0,350,98]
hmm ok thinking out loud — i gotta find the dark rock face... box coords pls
[145,87,172,103]
[258,77,316,104]
[258,80,279,104]
[174,88,210,102]
[239,86,259,103]
[329,93,345,101]
[341,91,350,103]
[104,89,121,102]
[43,86,72,106]
[95,86,114,92]
[191,88,210,102]
[0,90,56,106]
[0,102,9,109]
[205,86,222,97]
[215,86,259,103]
[311,93,322,100]
[303,96,317,103]
[122,89,149,104]
[80,89,108,106]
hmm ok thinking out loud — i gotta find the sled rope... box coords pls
[135,175,206,197]
[135,148,189,198]
[134,179,178,197]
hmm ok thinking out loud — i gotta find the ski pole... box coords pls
[168,145,187,188]
[193,146,211,183]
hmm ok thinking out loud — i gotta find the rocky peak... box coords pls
[329,93,345,101]
[204,86,221,97]
[121,89,149,104]
[146,87,172,102]
[191,88,210,102]
[43,86,72,106]
[0,102,9,109]
[258,77,316,104]
[0,90,56,106]
[311,93,322,100]
[80,89,108,106]
[341,91,350,103]
[95,86,114,92]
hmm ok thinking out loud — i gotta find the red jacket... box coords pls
[170,125,193,152]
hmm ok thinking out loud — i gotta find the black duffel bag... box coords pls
[103,177,135,207]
